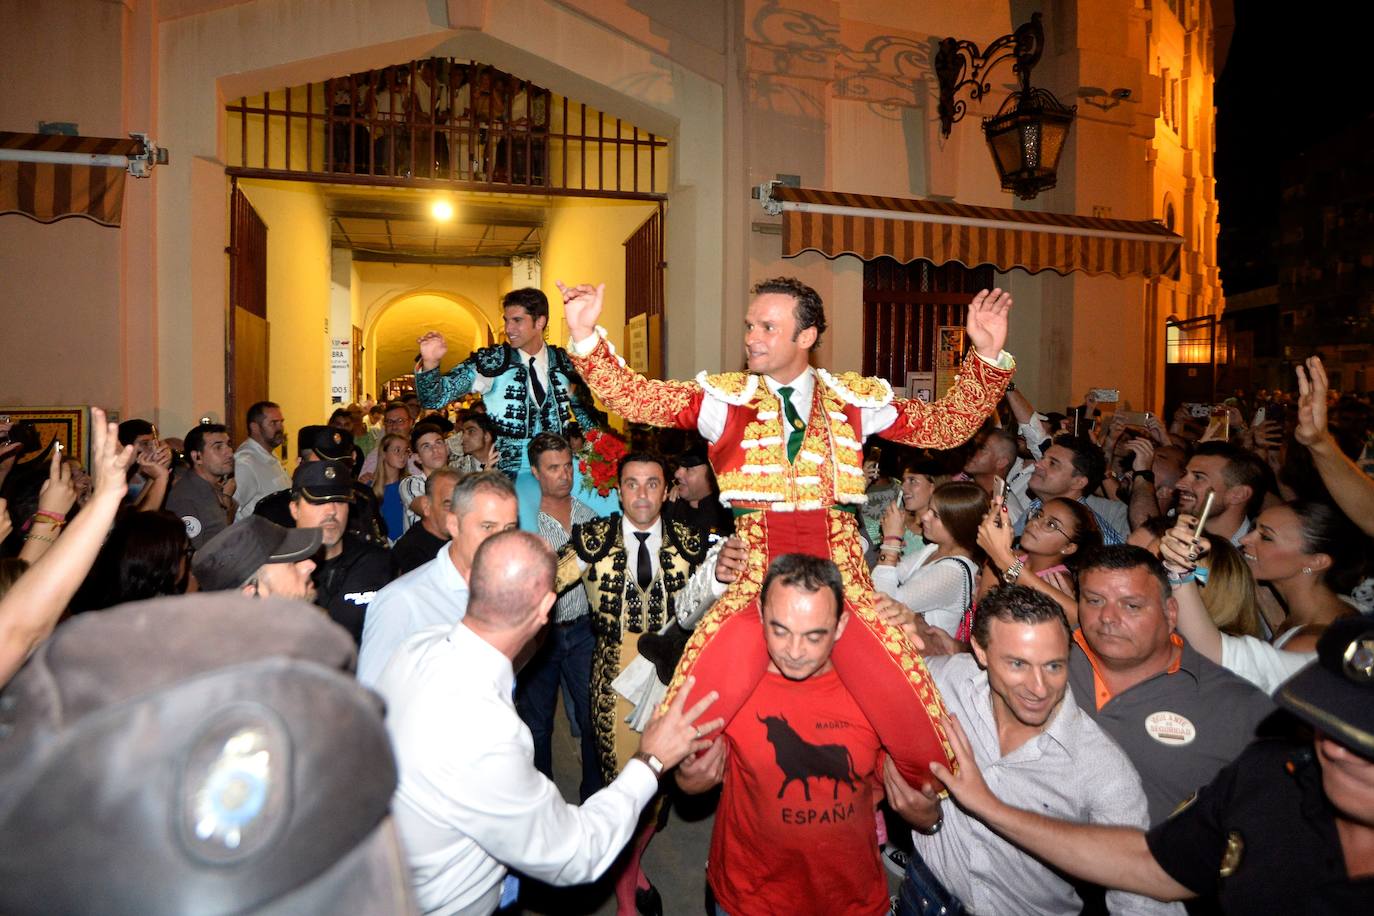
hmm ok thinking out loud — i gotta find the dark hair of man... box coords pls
[1051,434,1107,495]
[617,452,667,481]
[466,530,556,629]
[117,419,154,447]
[420,412,455,435]
[246,401,278,431]
[1077,544,1172,604]
[328,407,352,425]
[501,287,550,324]
[930,480,990,563]
[1193,441,1270,518]
[760,553,845,621]
[750,277,826,348]
[1043,496,1103,563]
[1289,499,1372,594]
[972,585,1070,648]
[462,411,499,442]
[527,431,570,468]
[383,400,409,417]
[184,423,228,463]
[410,422,445,452]
[425,466,462,499]
[449,470,517,516]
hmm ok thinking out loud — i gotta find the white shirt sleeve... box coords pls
[1219,633,1315,694]
[233,453,265,519]
[872,553,972,637]
[419,733,658,885]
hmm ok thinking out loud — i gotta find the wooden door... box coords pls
[623,207,664,378]
[863,258,993,386]
[227,185,269,445]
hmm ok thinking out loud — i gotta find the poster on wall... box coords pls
[626,314,649,375]
[330,340,351,403]
[934,326,966,399]
[905,371,935,402]
[0,407,91,467]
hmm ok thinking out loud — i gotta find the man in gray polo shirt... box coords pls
[166,422,236,550]
[1070,545,1273,823]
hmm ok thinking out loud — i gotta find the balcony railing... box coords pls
[225,58,668,199]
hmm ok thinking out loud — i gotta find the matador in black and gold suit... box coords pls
[557,512,711,782]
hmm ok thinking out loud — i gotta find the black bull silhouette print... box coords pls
[758,713,858,801]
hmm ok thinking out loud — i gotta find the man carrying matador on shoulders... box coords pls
[556,277,1014,786]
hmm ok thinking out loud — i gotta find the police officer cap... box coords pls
[1276,617,1374,757]
[0,594,416,915]
[292,459,354,505]
[192,516,323,592]
[297,424,352,461]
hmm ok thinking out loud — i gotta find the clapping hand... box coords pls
[965,288,1012,359]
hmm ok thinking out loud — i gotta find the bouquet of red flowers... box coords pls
[577,428,626,497]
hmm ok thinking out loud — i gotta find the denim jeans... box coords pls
[516,614,604,801]
[895,849,968,916]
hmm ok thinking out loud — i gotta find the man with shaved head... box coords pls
[375,530,722,915]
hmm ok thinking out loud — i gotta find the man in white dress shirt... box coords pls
[883,585,1177,915]
[375,529,722,916]
[357,471,517,685]
[233,400,290,519]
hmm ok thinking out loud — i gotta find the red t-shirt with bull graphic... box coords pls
[709,668,887,916]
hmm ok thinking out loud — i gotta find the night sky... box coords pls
[1214,4,1374,293]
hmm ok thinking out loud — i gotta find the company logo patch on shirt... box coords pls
[183,516,202,539]
[344,591,376,605]
[1145,711,1197,746]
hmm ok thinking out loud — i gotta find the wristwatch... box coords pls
[1133,469,1155,484]
[632,750,664,777]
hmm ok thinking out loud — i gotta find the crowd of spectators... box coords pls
[0,284,1371,914]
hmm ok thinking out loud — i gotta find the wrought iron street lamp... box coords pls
[936,14,1077,200]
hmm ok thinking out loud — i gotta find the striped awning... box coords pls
[0,132,142,227]
[776,186,1183,280]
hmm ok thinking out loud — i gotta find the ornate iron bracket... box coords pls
[935,13,1046,138]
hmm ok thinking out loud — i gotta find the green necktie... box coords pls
[776,386,805,463]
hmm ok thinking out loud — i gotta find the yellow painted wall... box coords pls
[540,198,658,356]
[238,179,333,431]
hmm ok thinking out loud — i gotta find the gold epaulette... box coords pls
[817,368,894,409]
[696,371,759,406]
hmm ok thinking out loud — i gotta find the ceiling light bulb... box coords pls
[431,200,454,221]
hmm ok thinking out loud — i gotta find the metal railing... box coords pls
[224,58,668,199]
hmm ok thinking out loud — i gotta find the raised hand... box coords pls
[137,440,173,481]
[36,446,77,518]
[880,499,906,540]
[0,497,11,545]
[1158,515,1207,575]
[965,288,1012,359]
[1122,437,1155,473]
[90,408,133,504]
[556,280,605,341]
[417,331,448,371]
[638,675,723,770]
[1294,356,1329,447]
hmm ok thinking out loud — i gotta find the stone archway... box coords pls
[363,289,495,395]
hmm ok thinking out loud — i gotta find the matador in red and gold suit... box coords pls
[559,278,1015,786]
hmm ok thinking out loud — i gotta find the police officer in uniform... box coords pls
[289,460,394,646]
[255,425,387,545]
[928,615,1374,913]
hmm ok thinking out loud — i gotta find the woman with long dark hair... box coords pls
[872,481,987,637]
